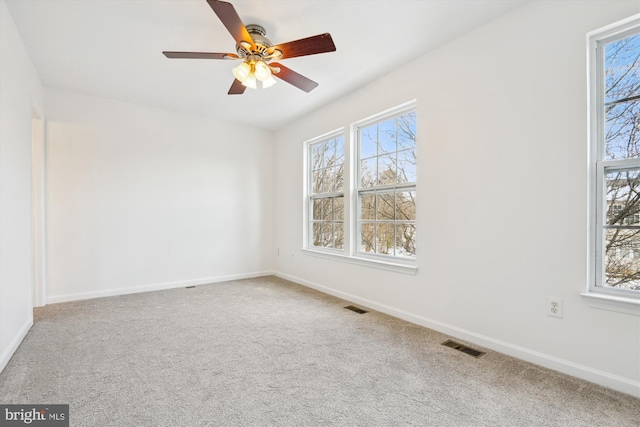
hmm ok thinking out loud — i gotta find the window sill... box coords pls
[302,248,418,275]
[580,292,640,316]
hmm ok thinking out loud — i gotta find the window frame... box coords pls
[305,129,346,254]
[353,103,417,262]
[586,14,640,313]
[302,100,418,275]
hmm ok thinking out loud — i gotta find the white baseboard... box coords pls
[47,270,274,304]
[274,271,640,398]
[0,317,33,374]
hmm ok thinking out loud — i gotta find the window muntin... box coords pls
[593,20,640,297]
[356,110,417,259]
[309,135,345,250]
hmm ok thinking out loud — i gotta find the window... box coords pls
[588,15,640,304]
[356,110,417,259]
[304,101,417,273]
[308,133,345,250]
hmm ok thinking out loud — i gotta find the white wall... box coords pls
[273,0,640,396]
[45,89,274,302]
[0,0,44,371]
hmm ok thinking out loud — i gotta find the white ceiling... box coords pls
[5,0,526,131]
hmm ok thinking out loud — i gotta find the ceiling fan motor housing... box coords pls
[238,24,273,57]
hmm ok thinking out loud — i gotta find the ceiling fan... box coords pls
[163,0,337,95]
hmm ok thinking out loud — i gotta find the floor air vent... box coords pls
[441,339,486,358]
[344,305,368,314]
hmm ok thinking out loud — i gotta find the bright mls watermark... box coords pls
[1,405,68,426]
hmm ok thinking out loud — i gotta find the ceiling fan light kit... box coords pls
[230,24,278,89]
[162,0,336,95]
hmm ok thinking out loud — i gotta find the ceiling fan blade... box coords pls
[228,78,246,95]
[206,0,254,49]
[269,33,336,60]
[270,62,319,92]
[163,51,238,60]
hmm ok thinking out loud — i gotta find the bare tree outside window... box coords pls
[602,33,640,290]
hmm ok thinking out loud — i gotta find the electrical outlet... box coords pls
[547,297,563,318]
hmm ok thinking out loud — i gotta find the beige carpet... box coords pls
[1,276,638,426]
